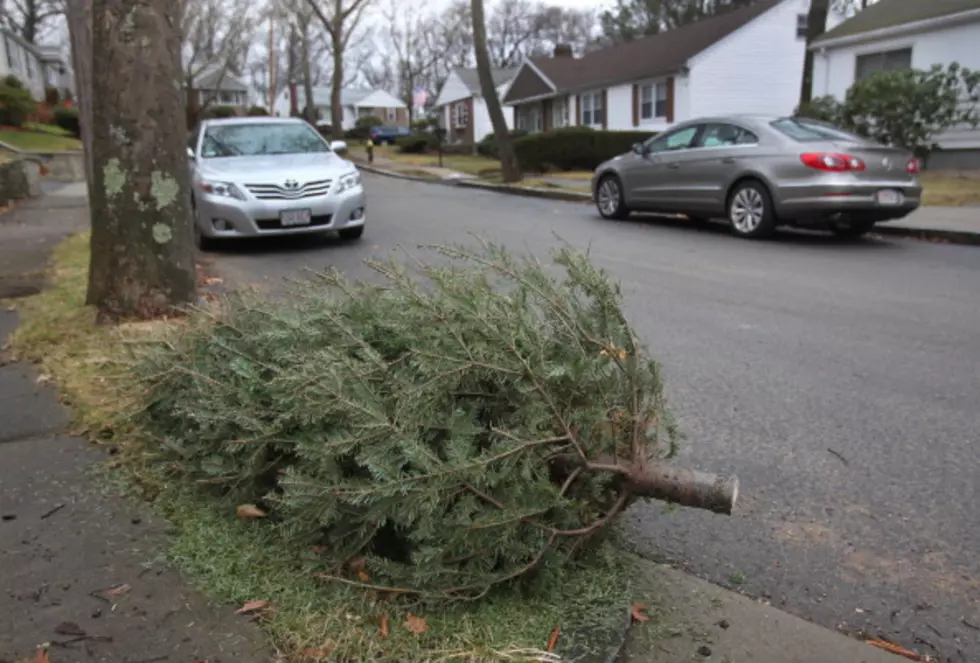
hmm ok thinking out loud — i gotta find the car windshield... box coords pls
[771,118,865,143]
[200,122,330,158]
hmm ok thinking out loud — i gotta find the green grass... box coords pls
[0,125,82,152]
[6,232,642,663]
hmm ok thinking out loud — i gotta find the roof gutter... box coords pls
[810,7,980,50]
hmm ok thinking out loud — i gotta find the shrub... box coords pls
[52,106,81,137]
[203,105,237,118]
[246,105,269,116]
[130,242,679,600]
[0,84,36,128]
[477,129,528,159]
[396,135,430,154]
[513,126,657,172]
[795,96,843,125]
[3,75,23,89]
[347,114,384,141]
[44,87,60,106]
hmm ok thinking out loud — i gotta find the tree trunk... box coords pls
[86,0,197,319]
[65,0,94,193]
[301,27,316,123]
[799,0,829,107]
[288,24,298,116]
[330,29,343,139]
[470,0,520,182]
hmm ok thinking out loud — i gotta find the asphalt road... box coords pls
[206,173,980,661]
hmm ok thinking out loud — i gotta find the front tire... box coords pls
[727,180,776,239]
[339,225,364,241]
[192,205,217,252]
[595,175,630,220]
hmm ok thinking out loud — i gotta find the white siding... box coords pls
[472,97,514,142]
[1,34,47,101]
[687,0,809,117]
[811,21,980,149]
[434,71,470,107]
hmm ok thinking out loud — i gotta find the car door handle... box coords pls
[720,157,736,164]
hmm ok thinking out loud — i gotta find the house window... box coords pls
[387,107,398,122]
[640,82,669,120]
[25,56,36,80]
[5,39,19,72]
[855,48,912,81]
[453,102,468,128]
[552,97,569,128]
[796,14,808,39]
[581,92,603,127]
[357,107,373,117]
[517,104,541,132]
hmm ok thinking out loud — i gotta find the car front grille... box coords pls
[245,179,333,200]
[255,214,333,230]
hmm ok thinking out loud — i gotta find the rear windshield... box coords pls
[771,118,864,143]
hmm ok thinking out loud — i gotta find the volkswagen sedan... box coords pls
[188,117,366,250]
[591,115,922,239]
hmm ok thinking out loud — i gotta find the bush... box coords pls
[52,106,81,137]
[795,96,843,125]
[513,126,656,172]
[3,75,23,89]
[203,105,237,118]
[347,114,384,141]
[477,129,528,159]
[44,86,60,106]
[246,105,269,116]
[130,242,678,600]
[0,84,36,128]
[395,134,430,154]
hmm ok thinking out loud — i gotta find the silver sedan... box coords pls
[188,117,366,250]
[591,115,922,239]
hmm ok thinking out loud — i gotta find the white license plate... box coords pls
[875,189,903,206]
[280,209,312,226]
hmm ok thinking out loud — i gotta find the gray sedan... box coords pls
[188,117,366,250]
[591,115,922,239]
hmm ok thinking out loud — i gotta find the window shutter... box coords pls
[576,94,582,125]
[632,84,639,127]
[666,77,675,123]
[602,89,608,130]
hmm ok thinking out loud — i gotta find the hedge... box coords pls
[203,105,237,118]
[477,130,527,159]
[246,105,269,116]
[53,106,80,137]
[513,127,657,172]
[396,135,431,154]
[0,83,35,128]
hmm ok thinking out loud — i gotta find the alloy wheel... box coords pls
[730,188,765,234]
[597,178,621,217]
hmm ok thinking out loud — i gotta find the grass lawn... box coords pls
[3,233,642,663]
[0,124,82,152]
[919,170,980,207]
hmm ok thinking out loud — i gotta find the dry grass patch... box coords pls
[919,170,980,207]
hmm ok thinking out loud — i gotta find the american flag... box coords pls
[412,86,428,109]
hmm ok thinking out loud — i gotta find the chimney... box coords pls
[553,43,573,58]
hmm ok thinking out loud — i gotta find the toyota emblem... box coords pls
[283,179,299,189]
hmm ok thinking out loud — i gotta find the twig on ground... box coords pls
[40,503,65,519]
[827,448,849,465]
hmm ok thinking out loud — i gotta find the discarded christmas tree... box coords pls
[132,241,737,600]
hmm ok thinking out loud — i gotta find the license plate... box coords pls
[280,209,312,226]
[875,189,903,206]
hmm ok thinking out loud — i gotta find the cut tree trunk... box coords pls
[87,0,197,320]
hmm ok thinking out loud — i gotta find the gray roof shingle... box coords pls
[814,0,980,44]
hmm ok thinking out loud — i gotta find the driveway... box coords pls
[206,173,980,661]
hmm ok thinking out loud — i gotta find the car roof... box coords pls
[201,116,311,128]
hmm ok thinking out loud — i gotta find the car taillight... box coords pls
[906,158,920,174]
[800,152,866,172]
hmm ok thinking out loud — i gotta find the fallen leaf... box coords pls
[55,621,86,636]
[348,557,366,573]
[236,600,271,614]
[236,504,266,519]
[379,614,389,639]
[106,583,131,596]
[404,613,428,634]
[357,570,370,582]
[546,625,560,652]
[31,648,51,663]
[35,374,51,385]
[630,602,650,623]
[203,276,224,285]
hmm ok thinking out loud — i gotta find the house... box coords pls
[1,29,74,101]
[502,0,809,135]
[191,66,251,110]
[809,0,980,168]
[274,87,408,130]
[433,67,517,143]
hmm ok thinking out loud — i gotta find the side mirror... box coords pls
[330,140,348,153]
[186,147,195,159]
[632,142,644,155]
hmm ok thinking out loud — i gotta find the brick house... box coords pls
[433,67,517,143]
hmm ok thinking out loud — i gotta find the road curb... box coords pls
[455,179,593,203]
[352,161,457,186]
[871,224,980,246]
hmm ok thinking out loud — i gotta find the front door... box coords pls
[676,123,762,215]
[627,125,702,210]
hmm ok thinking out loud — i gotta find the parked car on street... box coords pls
[187,117,365,250]
[370,125,411,145]
[591,114,922,239]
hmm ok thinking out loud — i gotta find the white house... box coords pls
[1,29,73,101]
[433,67,517,143]
[274,86,408,130]
[810,0,980,169]
[191,66,251,110]
[503,0,809,135]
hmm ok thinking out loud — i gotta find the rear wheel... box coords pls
[596,175,630,220]
[832,218,876,238]
[339,225,364,241]
[727,181,776,239]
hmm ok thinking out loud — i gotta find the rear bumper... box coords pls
[774,180,921,224]
[196,187,367,238]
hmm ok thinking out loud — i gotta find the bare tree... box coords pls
[379,0,440,122]
[5,0,62,43]
[305,0,375,139]
[484,0,597,67]
[471,0,519,182]
[87,0,196,318]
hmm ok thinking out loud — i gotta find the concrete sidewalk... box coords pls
[0,186,271,663]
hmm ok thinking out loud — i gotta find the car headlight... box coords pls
[198,180,246,201]
[334,170,361,193]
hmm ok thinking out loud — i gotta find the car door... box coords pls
[679,123,761,214]
[624,125,702,209]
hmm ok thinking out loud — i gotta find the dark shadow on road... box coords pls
[197,231,362,256]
